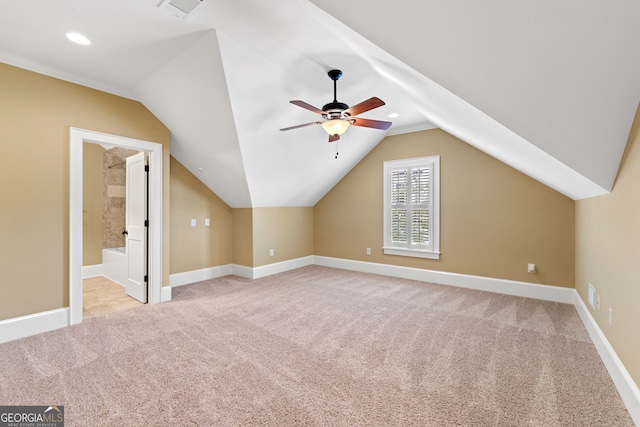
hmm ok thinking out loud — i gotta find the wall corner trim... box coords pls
[161,286,172,302]
[573,291,640,424]
[0,308,69,345]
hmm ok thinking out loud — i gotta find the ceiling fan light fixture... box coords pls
[321,119,350,136]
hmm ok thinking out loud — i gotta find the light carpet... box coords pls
[0,266,633,426]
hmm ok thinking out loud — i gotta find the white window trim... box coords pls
[383,156,440,260]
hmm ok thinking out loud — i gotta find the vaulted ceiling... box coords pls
[2,0,639,207]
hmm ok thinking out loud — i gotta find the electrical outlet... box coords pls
[527,263,536,273]
[609,308,613,326]
[587,283,596,310]
[190,218,196,227]
[366,248,371,255]
[205,218,210,226]
[269,249,274,257]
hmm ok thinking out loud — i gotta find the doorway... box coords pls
[70,128,163,325]
[82,276,143,318]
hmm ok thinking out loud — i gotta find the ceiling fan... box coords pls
[280,69,392,143]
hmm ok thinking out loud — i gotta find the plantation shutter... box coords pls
[389,165,431,248]
[411,167,430,245]
[384,155,440,259]
[390,169,408,244]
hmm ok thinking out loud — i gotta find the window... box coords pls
[383,156,440,259]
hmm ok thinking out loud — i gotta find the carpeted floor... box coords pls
[0,266,633,426]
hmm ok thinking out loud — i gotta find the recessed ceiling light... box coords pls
[66,32,91,46]
[388,113,399,119]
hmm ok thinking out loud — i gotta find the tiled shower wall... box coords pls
[103,147,139,248]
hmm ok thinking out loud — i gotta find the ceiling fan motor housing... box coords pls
[322,102,350,118]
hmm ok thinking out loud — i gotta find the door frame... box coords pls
[69,128,163,325]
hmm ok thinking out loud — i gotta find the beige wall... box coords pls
[0,63,170,321]
[315,129,575,287]
[232,209,253,267]
[253,207,314,266]
[576,105,640,388]
[83,143,105,266]
[170,156,233,274]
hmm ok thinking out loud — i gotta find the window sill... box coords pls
[383,247,440,260]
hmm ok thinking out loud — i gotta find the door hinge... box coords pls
[144,275,148,283]
[145,165,149,172]
[144,220,149,227]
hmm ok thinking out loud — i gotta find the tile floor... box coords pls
[82,276,144,319]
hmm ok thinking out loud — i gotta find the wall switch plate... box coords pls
[366,248,371,255]
[587,283,596,309]
[269,249,274,257]
[190,218,196,227]
[205,218,210,226]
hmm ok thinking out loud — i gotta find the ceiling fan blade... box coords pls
[329,134,340,142]
[280,121,321,131]
[350,117,392,130]
[290,100,325,115]
[344,97,385,117]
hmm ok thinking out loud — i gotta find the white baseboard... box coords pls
[230,256,315,279]
[82,264,103,278]
[0,308,69,344]
[170,256,573,303]
[169,264,233,287]
[313,256,575,303]
[231,264,254,279]
[161,285,172,302]
[252,256,314,279]
[572,291,640,424]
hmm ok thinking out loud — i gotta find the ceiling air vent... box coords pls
[157,0,204,20]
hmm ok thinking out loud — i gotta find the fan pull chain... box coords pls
[335,141,339,159]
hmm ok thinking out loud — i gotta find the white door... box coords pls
[125,151,147,303]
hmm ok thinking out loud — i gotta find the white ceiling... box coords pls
[2,0,639,207]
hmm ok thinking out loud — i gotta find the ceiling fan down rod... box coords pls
[328,69,342,103]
